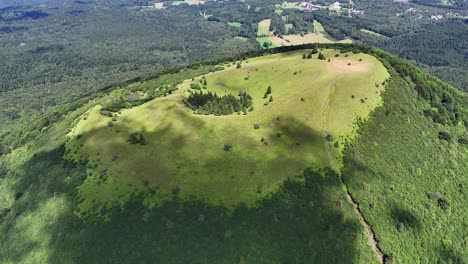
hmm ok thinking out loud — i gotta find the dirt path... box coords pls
[321,80,384,264]
[345,187,385,263]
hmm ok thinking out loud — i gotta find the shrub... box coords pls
[190,83,201,90]
[14,192,23,200]
[253,124,260,129]
[223,144,232,151]
[438,131,452,141]
[127,133,146,145]
[318,52,326,60]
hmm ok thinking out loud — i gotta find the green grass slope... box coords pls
[0,44,465,263]
[65,49,389,212]
[342,52,468,263]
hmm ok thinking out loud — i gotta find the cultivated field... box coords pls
[172,0,205,5]
[227,21,242,28]
[257,19,272,36]
[263,33,352,47]
[66,50,389,211]
[257,20,352,47]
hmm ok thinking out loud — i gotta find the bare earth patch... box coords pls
[328,58,371,74]
[185,0,205,5]
[153,3,164,9]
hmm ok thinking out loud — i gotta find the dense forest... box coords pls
[186,90,253,115]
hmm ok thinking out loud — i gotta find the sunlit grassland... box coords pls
[65,49,389,212]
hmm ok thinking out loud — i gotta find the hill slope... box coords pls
[0,44,466,263]
[65,49,388,211]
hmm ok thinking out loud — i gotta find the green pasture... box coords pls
[65,49,389,212]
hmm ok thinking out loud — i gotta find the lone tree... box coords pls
[203,78,207,85]
[266,86,272,94]
[237,63,241,69]
[302,54,306,59]
[253,123,260,129]
[269,96,273,102]
[318,52,326,60]
[223,144,233,151]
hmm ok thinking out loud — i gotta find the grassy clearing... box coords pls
[257,33,352,48]
[172,0,205,5]
[227,21,241,28]
[65,49,388,212]
[256,37,278,48]
[360,29,390,39]
[234,36,248,41]
[274,9,283,15]
[257,19,271,37]
[313,20,326,33]
[281,1,299,9]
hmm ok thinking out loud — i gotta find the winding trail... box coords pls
[321,80,385,264]
[344,187,385,263]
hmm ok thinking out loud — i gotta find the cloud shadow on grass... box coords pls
[1,112,372,263]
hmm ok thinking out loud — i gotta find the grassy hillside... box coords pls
[0,44,466,263]
[342,52,468,263]
[65,49,388,212]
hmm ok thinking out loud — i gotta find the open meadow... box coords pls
[65,49,389,212]
[257,19,272,37]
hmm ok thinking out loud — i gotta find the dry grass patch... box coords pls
[328,58,371,74]
[257,19,272,36]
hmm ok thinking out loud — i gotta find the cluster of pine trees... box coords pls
[186,91,253,115]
